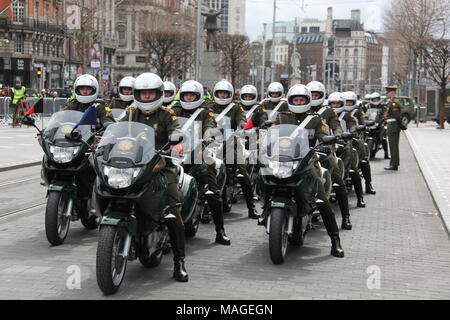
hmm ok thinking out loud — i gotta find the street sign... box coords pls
[90,60,100,70]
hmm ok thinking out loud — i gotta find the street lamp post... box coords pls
[271,0,277,82]
[195,0,202,81]
[261,23,267,99]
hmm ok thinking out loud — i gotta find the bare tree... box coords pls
[213,34,251,88]
[141,30,194,79]
[383,0,450,96]
[421,38,450,128]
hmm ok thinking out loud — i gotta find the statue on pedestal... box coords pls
[202,7,224,51]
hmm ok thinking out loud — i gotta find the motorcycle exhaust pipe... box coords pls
[120,234,132,259]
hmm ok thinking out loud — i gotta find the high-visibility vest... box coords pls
[71,92,76,99]
[11,87,26,104]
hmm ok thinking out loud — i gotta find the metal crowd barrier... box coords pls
[0,97,70,127]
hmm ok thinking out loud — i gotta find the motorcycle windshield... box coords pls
[177,117,203,153]
[366,108,383,122]
[260,124,310,162]
[110,108,127,121]
[98,122,156,166]
[214,114,233,142]
[43,110,91,145]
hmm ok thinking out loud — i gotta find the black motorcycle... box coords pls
[365,108,386,159]
[258,124,336,264]
[23,111,99,246]
[93,121,198,294]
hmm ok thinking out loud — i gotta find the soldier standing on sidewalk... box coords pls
[384,86,407,171]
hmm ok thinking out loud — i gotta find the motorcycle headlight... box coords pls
[268,161,298,179]
[104,166,141,189]
[49,145,80,163]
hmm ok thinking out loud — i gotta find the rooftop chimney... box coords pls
[351,9,361,23]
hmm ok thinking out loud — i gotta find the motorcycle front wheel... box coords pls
[269,208,289,265]
[96,226,128,295]
[45,191,71,246]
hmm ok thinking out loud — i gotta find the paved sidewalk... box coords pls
[0,124,45,171]
[405,121,450,235]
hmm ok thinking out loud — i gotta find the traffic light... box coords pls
[36,68,42,78]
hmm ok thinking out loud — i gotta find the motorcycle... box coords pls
[365,108,386,159]
[22,111,99,246]
[258,123,336,264]
[93,121,198,294]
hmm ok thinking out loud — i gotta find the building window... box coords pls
[15,34,24,53]
[117,56,125,65]
[12,0,25,23]
[136,56,147,63]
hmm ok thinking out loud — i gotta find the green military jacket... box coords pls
[63,99,114,127]
[209,101,246,131]
[274,111,328,148]
[385,98,406,133]
[340,111,358,133]
[121,106,181,151]
[172,103,217,135]
[315,106,343,137]
[260,98,289,112]
[240,102,268,128]
[107,97,132,110]
[349,108,367,125]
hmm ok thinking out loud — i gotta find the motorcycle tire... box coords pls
[185,207,201,237]
[269,208,289,265]
[139,247,164,269]
[289,217,305,247]
[79,199,98,230]
[45,191,71,246]
[96,225,128,295]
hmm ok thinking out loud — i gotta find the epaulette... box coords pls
[161,106,176,115]
[125,106,137,112]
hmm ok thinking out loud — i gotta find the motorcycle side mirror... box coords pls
[322,136,337,145]
[261,120,274,128]
[342,132,355,140]
[65,131,82,142]
[356,125,366,132]
[366,121,375,127]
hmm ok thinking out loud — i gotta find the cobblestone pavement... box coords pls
[0,135,449,300]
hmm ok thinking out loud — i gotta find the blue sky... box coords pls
[245,0,390,40]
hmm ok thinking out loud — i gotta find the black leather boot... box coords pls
[335,185,351,230]
[341,216,352,230]
[360,161,376,195]
[241,179,260,220]
[384,166,398,171]
[167,221,189,282]
[331,234,345,257]
[350,172,365,208]
[215,227,231,245]
[382,140,390,159]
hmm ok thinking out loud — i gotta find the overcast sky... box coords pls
[245,0,391,40]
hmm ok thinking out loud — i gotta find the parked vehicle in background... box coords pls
[381,96,417,127]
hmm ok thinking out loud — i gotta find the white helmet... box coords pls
[364,94,372,103]
[74,74,98,104]
[179,80,204,110]
[307,81,326,107]
[267,82,284,102]
[240,85,258,107]
[370,92,381,106]
[323,99,329,107]
[343,91,358,112]
[328,92,345,114]
[163,81,177,104]
[213,80,234,106]
[118,76,135,102]
[133,73,164,113]
[287,84,311,114]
